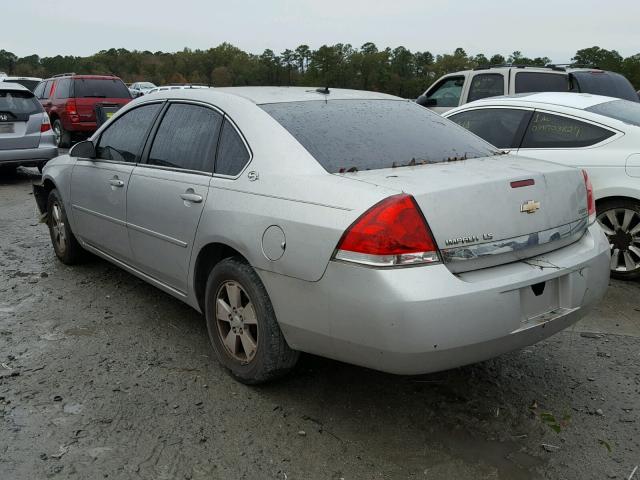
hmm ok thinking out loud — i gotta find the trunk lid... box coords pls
[0,89,43,150]
[341,155,589,273]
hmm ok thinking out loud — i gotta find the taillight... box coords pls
[582,169,596,224]
[65,99,77,115]
[334,194,440,267]
[40,113,51,133]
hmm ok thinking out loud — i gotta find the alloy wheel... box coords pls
[215,281,259,363]
[50,202,67,254]
[597,207,640,273]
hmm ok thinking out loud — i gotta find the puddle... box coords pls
[439,429,543,479]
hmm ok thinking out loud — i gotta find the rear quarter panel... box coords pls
[517,136,639,202]
[193,172,395,284]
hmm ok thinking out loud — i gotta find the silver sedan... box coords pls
[34,87,610,383]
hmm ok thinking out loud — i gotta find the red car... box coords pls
[34,74,131,147]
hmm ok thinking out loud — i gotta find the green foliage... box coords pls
[539,411,571,433]
[2,44,638,97]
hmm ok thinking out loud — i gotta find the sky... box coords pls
[3,0,640,62]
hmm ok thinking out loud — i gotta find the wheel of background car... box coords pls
[46,189,85,265]
[52,119,71,148]
[596,198,640,280]
[0,165,17,176]
[204,257,299,384]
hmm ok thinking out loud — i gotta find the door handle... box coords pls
[109,178,124,187]
[180,192,203,203]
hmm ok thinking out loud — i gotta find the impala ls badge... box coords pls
[521,200,540,214]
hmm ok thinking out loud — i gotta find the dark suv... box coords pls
[34,74,131,147]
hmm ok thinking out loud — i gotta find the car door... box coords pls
[126,102,223,293]
[446,107,533,150]
[466,73,506,103]
[69,102,163,262]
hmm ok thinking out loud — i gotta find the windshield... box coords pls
[571,71,639,102]
[0,90,42,115]
[138,82,155,89]
[260,99,498,173]
[74,78,131,98]
[585,99,640,127]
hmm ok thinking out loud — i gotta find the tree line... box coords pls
[1,44,638,98]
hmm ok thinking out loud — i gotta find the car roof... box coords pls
[145,86,399,104]
[0,76,42,81]
[0,82,30,92]
[45,75,121,81]
[446,92,619,112]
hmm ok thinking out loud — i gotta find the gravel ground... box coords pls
[1,168,639,480]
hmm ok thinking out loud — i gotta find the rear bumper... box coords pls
[63,121,96,133]
[262,223,611,375]
[0,146,58,166]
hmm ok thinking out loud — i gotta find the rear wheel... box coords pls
[204,257,299,384]
[596,199,640,280]
[52,119,71,148]
[47,189,85,265]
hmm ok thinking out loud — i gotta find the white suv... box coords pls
[417,65,639,113]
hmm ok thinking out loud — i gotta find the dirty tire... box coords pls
[53,119,71,148]
[204,257,299,384]
[597,198,640,281]
[47,189,85,265]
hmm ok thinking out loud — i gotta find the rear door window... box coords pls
[426,76,465,107]
[74,78,131,99]
[0,90,43,116]
[41,80,53,100]
[95,103,162,162]
[514,72,569,93]
[260,99,497,173]
[467,73,504,102]
[521,111,615,148]
[148,103,223,173]
[54,78,72,99]
[215,120,250,176]
[448,108,532,149]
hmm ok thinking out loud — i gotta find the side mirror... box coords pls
[69,140,96,159]
[416,95,437,107]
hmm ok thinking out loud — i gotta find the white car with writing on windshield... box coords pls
[445,92,640,279]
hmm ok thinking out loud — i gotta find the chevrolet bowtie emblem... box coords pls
[521,200,540,214]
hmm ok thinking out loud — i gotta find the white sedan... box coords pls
[444,92,640,280]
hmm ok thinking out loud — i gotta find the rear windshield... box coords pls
[585,99,640,127]
[515,72,569,94]
[0,90,42,115]
[260,99,498,172]
[571,71,639,102]
[73,78,131,99]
